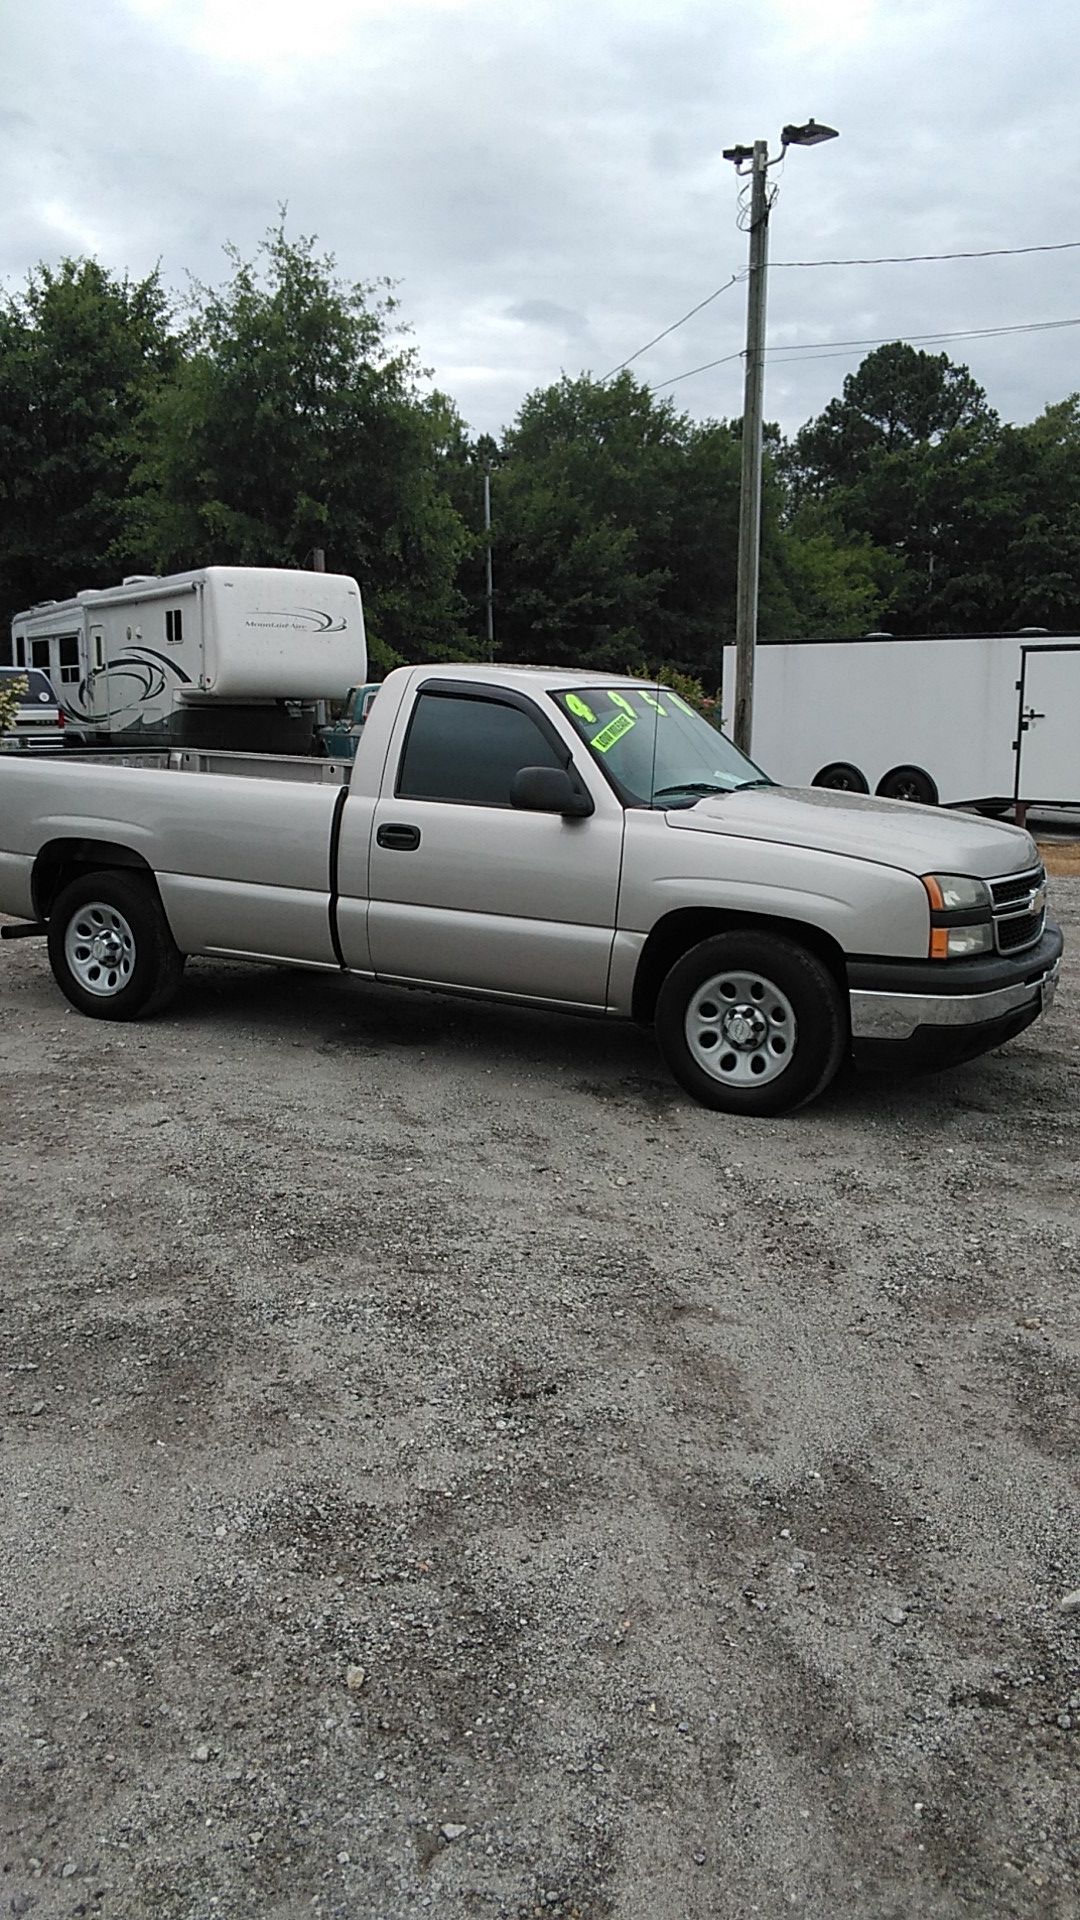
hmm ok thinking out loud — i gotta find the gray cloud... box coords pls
[1,0,1077,441]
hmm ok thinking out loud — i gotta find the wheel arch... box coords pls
[32,838,159,921]
[631,906,848,1026]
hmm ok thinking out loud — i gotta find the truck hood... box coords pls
[667,786,1038,879]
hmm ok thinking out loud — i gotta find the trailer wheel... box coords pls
[876,765,938,806]
[47,871,185,1021]
[654,930,847,1117]
[813,762,869,794]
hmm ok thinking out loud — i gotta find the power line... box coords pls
[601,274,742,379]
[622,237,1080,388]
[772,239,1080,267]
[649,351,744,392]
[765,316,1080,359]
[604,240,1080,387]
[651,316,1080,391]
[612,239,1080,392]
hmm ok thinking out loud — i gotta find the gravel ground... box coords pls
[1,883,1078,1920]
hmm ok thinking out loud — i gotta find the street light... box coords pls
[724,119,838,755]
[781,119,839,149]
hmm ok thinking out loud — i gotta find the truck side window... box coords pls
[397,692,562,807]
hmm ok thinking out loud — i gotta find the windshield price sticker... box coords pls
[591,712,636,754]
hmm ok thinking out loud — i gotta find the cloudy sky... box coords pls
[3,0,1078,441]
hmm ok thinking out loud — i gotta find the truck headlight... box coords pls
[921,873,994,960]
[922,874,992,913]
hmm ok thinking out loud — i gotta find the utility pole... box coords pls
[732,140,769,757]
[724,119,839,757]
[483,466,494,660]
[312,547,326,573]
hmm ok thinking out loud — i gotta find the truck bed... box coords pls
[59,747,352,785]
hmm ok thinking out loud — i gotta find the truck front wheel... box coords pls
[47,871,185,1021]
[654,930,847,1116]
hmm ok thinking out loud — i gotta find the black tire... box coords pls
[47,870,185,1021]
[876,764,938,806]
[654,930,847,1117]
[813,761,869,794]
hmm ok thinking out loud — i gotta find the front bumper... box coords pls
[848,921,1063,1070]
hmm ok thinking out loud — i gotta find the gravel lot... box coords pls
[1,879,1078,1920]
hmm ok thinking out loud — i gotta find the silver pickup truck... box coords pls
[0,663,1063,1115]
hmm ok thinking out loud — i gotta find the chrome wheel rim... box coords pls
[685,969,797,1087]
[65,902,136,997]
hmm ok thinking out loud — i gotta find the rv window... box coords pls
[58,634,79,684]
[166,608,184,644]
[31,640,50,670]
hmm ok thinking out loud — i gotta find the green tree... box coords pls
[433,427,499,656]
[992,398,1080,628]
[778,344,1010,632]
[0,259,174,631]
[0,673,28,733]
[782,341,996,504]
[128,223,474,668]
[490,371,890,679]
[491,373,762,679]
[769,516,902,637]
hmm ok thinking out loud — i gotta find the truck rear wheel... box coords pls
[47,871,185,1021]
[654,930,847,1116]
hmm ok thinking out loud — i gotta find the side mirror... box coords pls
[511,765,594,818]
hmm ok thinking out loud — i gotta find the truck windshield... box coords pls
[552,684,770,808]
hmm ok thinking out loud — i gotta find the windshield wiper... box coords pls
[652,781,731,802]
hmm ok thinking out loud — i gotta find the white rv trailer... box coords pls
[721,633,1080,816]
[10,566,366,751]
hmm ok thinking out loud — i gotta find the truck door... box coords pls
[362,683,623,1008]
[1016,645,1080,804]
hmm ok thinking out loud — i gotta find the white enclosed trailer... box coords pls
[721,633,1080,816]
[11,566,366,751]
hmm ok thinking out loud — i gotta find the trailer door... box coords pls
[1016,645,1080,804]
[85,622,112,729]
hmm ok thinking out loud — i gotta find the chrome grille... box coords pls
[992,873,1038,908]
[990,866,1046,955]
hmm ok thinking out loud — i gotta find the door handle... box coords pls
[1021,708,1045,723]
[376,823,421,851]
